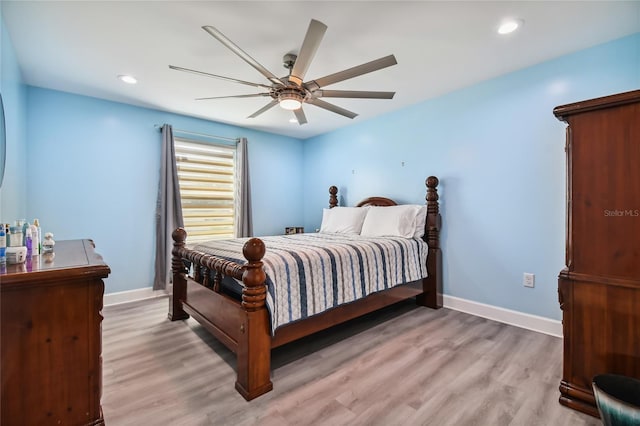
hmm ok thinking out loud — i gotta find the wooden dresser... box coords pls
[554,90,640,417]
[1,239,110,425]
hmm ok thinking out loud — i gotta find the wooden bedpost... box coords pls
[329,185,338,208]
[235,238,273,400]
[168,227,190,321]
[417,176,443,309]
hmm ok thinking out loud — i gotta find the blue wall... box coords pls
[0,15,28,221]
[5,12,639,322]
[302,33,640,320]
[25,88,303,293]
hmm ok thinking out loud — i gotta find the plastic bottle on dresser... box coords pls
[29,222,39,256]
[9,225,22,248]
[42,233,55,253]
[22,220,30,246]
[0,225,6,264]
[33,219,42,255]
[25,228,33,258]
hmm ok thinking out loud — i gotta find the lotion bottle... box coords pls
[33,219,42,255]
[30,223,39,256]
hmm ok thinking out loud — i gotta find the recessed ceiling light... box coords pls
[118,74,138,84]
[289,118,298,123]
[498,19,523,35]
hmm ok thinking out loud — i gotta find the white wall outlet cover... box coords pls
[523,273,535,288]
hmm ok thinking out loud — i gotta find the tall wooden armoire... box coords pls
[554,89,640,417]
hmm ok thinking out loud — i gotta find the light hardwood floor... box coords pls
[102,297,600,426]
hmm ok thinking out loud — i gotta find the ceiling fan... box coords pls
[169,19,397,125]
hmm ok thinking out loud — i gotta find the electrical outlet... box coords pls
[523,273,535,288]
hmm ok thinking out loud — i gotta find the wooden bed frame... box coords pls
[169,176,443,400]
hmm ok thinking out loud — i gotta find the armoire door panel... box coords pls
[569,104,640,280]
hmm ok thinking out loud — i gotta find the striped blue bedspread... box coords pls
[191,233,429,333]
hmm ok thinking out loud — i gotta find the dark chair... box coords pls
[592,374,640,426]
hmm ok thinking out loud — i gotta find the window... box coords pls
[175,137,236,242]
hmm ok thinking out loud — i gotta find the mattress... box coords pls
[191,233,428,332]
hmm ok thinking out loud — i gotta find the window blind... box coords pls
[174,137,236,242]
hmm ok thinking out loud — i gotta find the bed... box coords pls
[169,176,442,400]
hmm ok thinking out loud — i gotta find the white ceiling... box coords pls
[3,1,639,139]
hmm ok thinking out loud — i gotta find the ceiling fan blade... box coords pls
[304,55,398,91]
[289,19,327,87]
[248,100,279,118]
[307,98,358,119]
[202,25,284,87]
[314,90,395,99]
[169,65,272,89]
[294,108,308,125]
[195,93,271,101]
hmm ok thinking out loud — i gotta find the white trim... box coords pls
[103,289,562,336]
[104,287,168,306]
[443,295,563,338]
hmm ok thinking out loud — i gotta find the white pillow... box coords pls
[319,207,369,234]
[360,205,421,238]
[413,205,428,239]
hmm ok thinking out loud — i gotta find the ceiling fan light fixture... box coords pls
[278,90,304,110]
[280,99,302,110]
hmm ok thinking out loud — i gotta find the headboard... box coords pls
[356,197,397,207]
[328,187,397,208]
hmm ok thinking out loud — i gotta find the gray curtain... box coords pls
[235,137,253,237]
[153,124,184,290]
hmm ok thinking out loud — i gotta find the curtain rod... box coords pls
[155,124,239,143]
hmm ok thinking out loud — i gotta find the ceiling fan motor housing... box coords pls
[283,53,297,70]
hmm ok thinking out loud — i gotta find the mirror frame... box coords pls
[0,93,5,188]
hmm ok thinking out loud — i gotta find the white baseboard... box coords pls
[443,295,563,338]
[103,288,562,336]
[104,287,168,306]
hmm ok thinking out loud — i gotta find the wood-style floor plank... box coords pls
[101,296,599,426]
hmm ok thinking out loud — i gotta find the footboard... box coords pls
[168,228,273,400]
